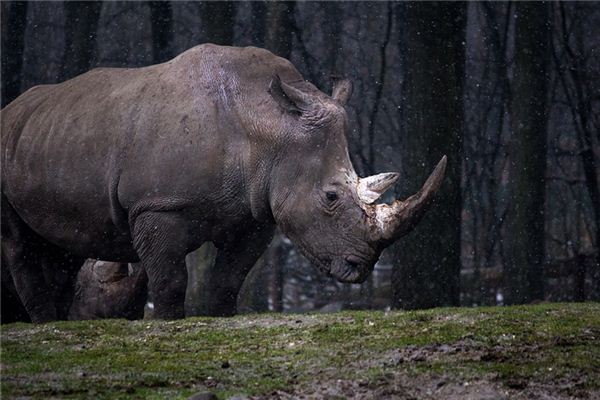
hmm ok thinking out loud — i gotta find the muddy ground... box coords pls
[1,303,599,399]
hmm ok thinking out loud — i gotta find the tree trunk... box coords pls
[392,2,466,310]
[60,1,102,82]
[198,2,235,45]
[264,2,294,58]
[551,3,600,301]
[185,243,217,316]
[1,1,28,107]
[149,1,174,63]
[249,2,267,48]
[324,2,342,77]
[582,145,600,301]
[267,234,287,312]
[504,2,550,304]
[237,256,270,314]
[262,2,295,312]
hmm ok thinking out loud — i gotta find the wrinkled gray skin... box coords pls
[68,260,148,320]
[1,44,446,322]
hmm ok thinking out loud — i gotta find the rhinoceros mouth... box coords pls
[292,238,373,283]
[329,258,372,283]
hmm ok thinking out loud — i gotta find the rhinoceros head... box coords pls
[267,76,446,283]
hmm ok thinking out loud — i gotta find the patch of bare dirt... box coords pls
[254,337,599,400]
[258,372,599,400]
[260,373,510,400]
[163,314,358,332]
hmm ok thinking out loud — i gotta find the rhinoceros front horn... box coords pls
[374,156,447,244]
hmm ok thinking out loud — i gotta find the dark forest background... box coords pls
[1,1,599,314]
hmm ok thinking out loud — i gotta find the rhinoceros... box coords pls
[1,44,446,322]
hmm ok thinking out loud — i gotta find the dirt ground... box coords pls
[2,303,599,399]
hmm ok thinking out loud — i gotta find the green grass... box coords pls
[1,303,599,399]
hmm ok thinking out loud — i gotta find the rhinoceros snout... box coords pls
[329,258,374,284]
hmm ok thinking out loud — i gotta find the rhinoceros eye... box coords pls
[326,191,339,202]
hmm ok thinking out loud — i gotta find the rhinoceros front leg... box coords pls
[204,224,274,317]
[132,211,195,320]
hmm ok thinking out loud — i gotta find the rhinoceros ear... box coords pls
[331,77,353,106]
[269,75,312,115]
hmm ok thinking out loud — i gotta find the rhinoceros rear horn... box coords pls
[331,77,353,105]
[269,75,312,115]
[358,172,399,204]
[375,156,447,244]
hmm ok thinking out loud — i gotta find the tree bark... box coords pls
[198,2,234,45]
[504,2,550,304]
[266,235,286,312]
[185,243,217,316]
[60,1,102,82]
[149,1,174,63]
[264,1,294,58]
[1,1,28,107]
[392,2,466,310]
[551,3,600,300]
[323,2,343,77]
[262,2,295,311]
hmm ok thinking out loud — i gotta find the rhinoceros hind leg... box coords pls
[1,195,57,323]
[1,258,31,323]
[132,211,196,320]
[46,249,85,320]
[204,224,274,317]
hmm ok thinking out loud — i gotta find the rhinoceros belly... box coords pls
[2,85,139,261]
[5,176,138,262]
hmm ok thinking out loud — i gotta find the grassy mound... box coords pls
[2,303,599,399]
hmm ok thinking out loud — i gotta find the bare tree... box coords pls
[504,2,551,304]
[198,2,235,45]
[462,2,513,306]
[392,2,466,309]
[1,1,28,107]
[185,243,216,316]
[263,1,295,312]
[264,1,294,58]
[551,3,600,300]
[149,1,173,63]
[60,1,102,81]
